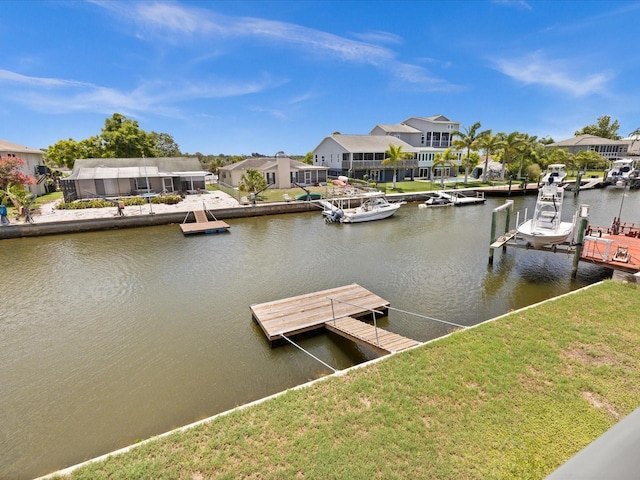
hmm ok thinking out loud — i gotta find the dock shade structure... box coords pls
[60,157,208,202]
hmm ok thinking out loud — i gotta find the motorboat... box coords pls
[419,190,485,208]
[322,192,404,223]
[421,192,453,207]
[516,179,575,249]
[606,158,638,187]
[541,164,567,185]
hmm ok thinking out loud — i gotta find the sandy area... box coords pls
[11,191,240,224]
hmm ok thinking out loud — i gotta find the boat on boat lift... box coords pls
[516,178,576,249]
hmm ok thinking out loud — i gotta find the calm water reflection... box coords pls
[1,188,636,478]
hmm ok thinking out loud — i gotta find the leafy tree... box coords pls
[44,113,181,167]
[100,113,155,158]
[303,152,313,165]
[574,115,621,140]
[44,137,101,169]
[150,132,181,157]
[452,121,485,184]
[496,131,526,181]
[0,156,36,191]
[575,150,607,173]
[382,144,413,189]
[432,148,458,187]
[0,156,36,218]
[477,131,505,183]
[238,169,267,193]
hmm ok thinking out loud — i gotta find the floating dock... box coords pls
[251,284,419,353]
[179,210,230,235]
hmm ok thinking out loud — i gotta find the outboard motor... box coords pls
[326,209,344,223]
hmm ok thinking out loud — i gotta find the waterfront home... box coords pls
[0,138,50,196]
[546,135,629,161]
[218,152,328,189]
[60,157,208,202]
[311,114,461,181]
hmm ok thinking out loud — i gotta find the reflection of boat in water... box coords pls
[606,158,639,188]
[419,190,485,208]
[541,164,567,185]
[516,180,575,249]
[321,192,404,223]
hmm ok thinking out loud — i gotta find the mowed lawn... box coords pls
[58,280,640,479]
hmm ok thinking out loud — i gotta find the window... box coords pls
[135,177,150,190]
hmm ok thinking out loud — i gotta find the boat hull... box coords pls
[341,203,401,223]
[516,220,574,249]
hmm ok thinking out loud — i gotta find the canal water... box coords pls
[1,187,637,479]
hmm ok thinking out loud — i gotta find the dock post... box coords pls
[571,205,590,278]
[489,210,497,265]
[574,171,582,196]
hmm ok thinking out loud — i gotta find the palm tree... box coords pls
[515,134,540,179]
[432,148,458,188]
[496,131,526,181]
[629,127,640,153]
[477,131,504,183]
[239,169,267,193]
[452,121,484,184]
[382,144,412,189]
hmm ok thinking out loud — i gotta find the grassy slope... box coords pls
[63,280,640,479]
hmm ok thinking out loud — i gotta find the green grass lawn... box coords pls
[59,280,640,479]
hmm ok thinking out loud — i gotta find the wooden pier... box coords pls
[580,223,640,274]
[251,284,420,353]
[179,210,230,235]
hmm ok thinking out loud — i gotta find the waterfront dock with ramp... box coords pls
[251,284,420,354]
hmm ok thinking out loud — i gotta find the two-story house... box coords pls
[0,139,50,196]
[311,114,461,182]
[370,115,461,179]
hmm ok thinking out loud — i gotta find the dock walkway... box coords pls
[251,284,419,353]
[179,210,230,235]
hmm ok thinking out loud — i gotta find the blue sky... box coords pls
[1,0,639,156]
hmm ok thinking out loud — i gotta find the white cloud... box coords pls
[492,0,532,10]
[0,69,286,115]
[92,1,453,90]
[492,51,611,96]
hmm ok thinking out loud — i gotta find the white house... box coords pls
[218,153,328,189]
[311,134,417,182]
[311,114,461,182]
[546,135,629,161]
[0,139,50,196]
[370,115,462,179]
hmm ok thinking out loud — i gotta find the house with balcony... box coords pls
[0,139,50,196]
[312,114,461,182]
[546,135,629,161]
[312,134,418,183]
[218,153,328,189]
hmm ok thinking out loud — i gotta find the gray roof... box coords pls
[549,135,628,147]
[327,134,417,152]
[0,139,44,154]
[405,114,454,124]
[371,123,422,134]
[67,157,205,180]
[221,156,327,172]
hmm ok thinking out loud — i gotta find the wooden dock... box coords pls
[179,210,230,235]
[581,224,640,274]
[325,316,420,354]
[251,284,419,353]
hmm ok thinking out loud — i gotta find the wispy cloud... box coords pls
[492,0,532,10]
[0,68,285,115]
[492,51,611,96]
[93,1,453,90]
